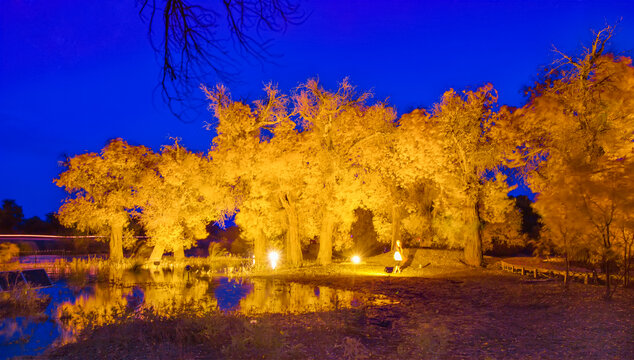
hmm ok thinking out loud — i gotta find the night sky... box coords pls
[1,0,633,219]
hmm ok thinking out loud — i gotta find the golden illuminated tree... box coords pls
[204,83,273,266]
[261,113,317,266]
[55,139,154,262]
[292,78,397,264]
[136,141,236,263]
[399,182,439,247]
[500,26,634,297]
[398,85,503,266]
[204,83,311,266]
[204,79,397,266]
[236,120,316,268]
[479,174,525,254]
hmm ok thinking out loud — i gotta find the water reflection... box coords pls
[1,270,388,358]
[240,279,361,314]
[0,281,76,360]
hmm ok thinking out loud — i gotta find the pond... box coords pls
[0,268,386,359]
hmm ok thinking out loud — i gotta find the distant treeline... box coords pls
[0,199,72,235]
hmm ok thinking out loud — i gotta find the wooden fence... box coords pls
[499,259,599,285]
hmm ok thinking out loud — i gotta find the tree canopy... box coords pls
[55,139,155,261]
[54,27,632,278]
[498,26,634,296]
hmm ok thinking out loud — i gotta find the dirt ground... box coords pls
[36,263,633,360]
[270,268,633,359]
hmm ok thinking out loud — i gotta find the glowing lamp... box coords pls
[351,255,361,264]
[268,251,280,269]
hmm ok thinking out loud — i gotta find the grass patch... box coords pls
[0,283,50,320]
[49,311,286,360]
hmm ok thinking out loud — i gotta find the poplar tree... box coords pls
[501,26,634,297]
[55,139,153,262]
[137,142,235,263]
[398,85,503,266]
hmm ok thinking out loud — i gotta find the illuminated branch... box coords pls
[551,21,618,80]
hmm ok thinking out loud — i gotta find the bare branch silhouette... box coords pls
[138,0,306,120]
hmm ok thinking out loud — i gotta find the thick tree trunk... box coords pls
[318,213,335,265]
[148,243,165,264]
[254,230,267,269]
[280,194,302,267]
[390,205,401,251]
[173,244,185,261]
[109,224,124,263]
[463,203,483,267]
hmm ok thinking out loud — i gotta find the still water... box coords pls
[1,269,382,359]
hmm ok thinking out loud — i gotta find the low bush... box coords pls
[0,283,50,319]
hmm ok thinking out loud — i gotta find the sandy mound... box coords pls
[365,248,465,267]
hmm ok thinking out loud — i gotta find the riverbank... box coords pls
[25,266,633,360]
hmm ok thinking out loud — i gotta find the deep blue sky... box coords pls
[1,0,633,219]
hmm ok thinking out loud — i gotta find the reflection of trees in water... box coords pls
[55,269,217,343]
[240,279,358,314]
[56,280,127,344]
[54,273,372,343]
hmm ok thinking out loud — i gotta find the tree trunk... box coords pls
[463,204,483,267]
[624,247,629,288]
[148,243,165,264]
[280,194,302,267]
[390,205,401,251]
[173,244,185,261]
[564,250,570,289]
[109,223,124,262]
[254,229,267,269]
[604,257,611,299]
[603,224,613,299]
[318,213,335,265]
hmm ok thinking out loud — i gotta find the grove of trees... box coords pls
[497,26,634,296]
[55,28,633,294]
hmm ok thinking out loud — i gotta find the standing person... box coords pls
[393,240,404,273]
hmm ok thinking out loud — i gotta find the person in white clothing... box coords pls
[393,240,404,273]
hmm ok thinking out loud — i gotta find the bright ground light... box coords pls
[268,250,280,269]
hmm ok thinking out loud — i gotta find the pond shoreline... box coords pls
[12,265,631,360]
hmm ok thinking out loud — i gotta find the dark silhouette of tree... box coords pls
[0,199,24,234]
[350,208,382,257]
[21,216,52,235]
[138,0,305,120]
[514,195,541,241]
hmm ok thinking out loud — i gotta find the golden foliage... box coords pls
[503,28,634,294]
